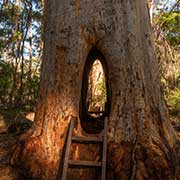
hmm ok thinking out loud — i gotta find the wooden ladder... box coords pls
[60,116,108,180]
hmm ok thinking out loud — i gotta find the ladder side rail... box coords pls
[61,117,75,180]
[101,117,108,180]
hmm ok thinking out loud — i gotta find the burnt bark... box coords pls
[12,0,178,179]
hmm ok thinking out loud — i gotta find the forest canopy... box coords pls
[0,0,43,110]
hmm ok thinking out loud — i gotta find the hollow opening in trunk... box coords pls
[80,48,110,134]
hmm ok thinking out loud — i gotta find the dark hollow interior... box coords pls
[79,47,110,134]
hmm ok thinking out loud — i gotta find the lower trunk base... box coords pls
[12,137,178,180]
[107,141,177,180]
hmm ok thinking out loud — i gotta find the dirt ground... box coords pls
[0,111,34,180]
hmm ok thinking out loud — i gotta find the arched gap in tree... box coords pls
[80,47,110,134]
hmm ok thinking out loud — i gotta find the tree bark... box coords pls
[12,0,178,179]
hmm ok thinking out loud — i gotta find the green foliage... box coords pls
[12,31,22,40]
[165,88,180,117]
[87,61,107,113]
[0,62,12,87]
[0,62,13,102]
[95,77,107,105]
[158,11,180,48]
[153,0,180,118]
[0,0,43,109]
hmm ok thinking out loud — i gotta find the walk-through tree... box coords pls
[12,0,178,179]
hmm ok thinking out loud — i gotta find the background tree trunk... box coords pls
[12,0,178,179]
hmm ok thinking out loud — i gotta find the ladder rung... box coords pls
[68,160,102,168]
[72,136,103,143]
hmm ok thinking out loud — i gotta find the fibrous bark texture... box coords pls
[12,0,178,179]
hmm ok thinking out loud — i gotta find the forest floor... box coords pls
[0,109,34,179]
[0,109,180,179]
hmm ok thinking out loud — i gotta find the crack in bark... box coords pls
[129,137,138,180]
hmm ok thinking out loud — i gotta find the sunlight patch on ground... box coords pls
[25,112,35,121]
[0,120,5,127]
[0,115,5,127]
[0,116,7,133]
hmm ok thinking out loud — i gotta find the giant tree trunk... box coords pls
[12,0,178,179]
